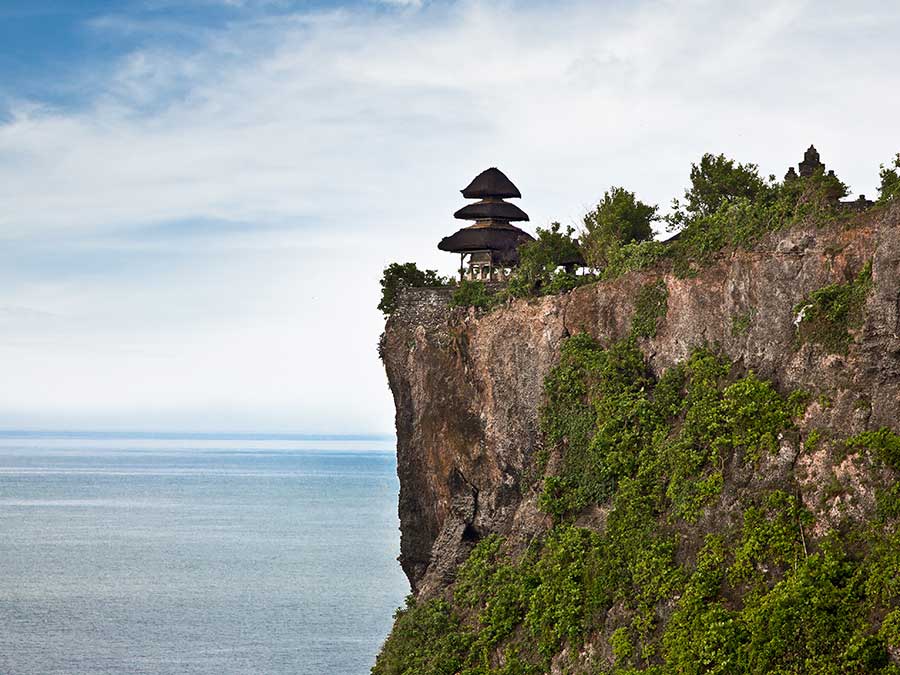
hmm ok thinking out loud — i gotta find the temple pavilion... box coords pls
[438,168,535,282]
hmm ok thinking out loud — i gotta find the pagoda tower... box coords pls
[798,145,825,178]
[438,167,535,282]
[785,144,826,181]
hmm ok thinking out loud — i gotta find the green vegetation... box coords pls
[378,262,448,315]
[381,149,885,311]
[372,596,477,675]
[374,151,897,673]
[664,153,850,278]
[593,150,862,283]
[846,427,900,471]
[582,187,657,269]
[794,262,873,354]
[601,239,668,280]
[631,281,668,338]
[506,222,595,299]
[538,338,796,520]
[374,336,900,674]
[879,154,900,204]
[450,280,494,310]
[682,153,773,218]
[731,308,755,336]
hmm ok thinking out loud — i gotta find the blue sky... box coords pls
[1,0,898,433]
[0,1,224,110]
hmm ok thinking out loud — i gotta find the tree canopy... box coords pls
[878,153,900,203]
[581,187,657,269]
[682,153,773,218]
[507,223,589,298]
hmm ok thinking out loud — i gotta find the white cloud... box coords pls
[1,0,899,431]
[375,0,423,7]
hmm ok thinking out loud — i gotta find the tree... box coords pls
[878,153,900,204]
[507,222,585,298]
[682,153,772,218]
[378,262,447,315]
[581,187,656,269]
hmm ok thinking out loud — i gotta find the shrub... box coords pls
[741,546,881,674]
[728,491,809,589]
[671,196,776,267]
[525,526,596,659]
[539,332,605,467]
[845,427,900,472]
[372,596,474,675]
[878,153,900,203]
[794,262,872,354]
[680,153,774,219]
[379,262,448,315]
[602,239,668,280]
[507,223,588,298]
[631,281,668,338]
[582,187,657,269]
[450,280,494,310]
[776,166,848,223]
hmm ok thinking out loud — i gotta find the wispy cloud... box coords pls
[374,0,424,8]
[1,0,898,431]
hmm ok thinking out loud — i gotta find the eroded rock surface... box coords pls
[382,203,900,596]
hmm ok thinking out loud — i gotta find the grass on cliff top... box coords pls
[373,335,900,675]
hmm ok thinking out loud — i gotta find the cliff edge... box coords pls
[378,201,900,673]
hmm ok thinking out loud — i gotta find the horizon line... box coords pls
[0,429,396,441]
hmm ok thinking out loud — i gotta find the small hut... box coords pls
[438,168,535,282]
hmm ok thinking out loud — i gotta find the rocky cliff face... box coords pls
[381,202,900,602]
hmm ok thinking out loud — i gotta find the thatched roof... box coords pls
[454,200,529,222]
[461,168,522,199]
[438,222,534,261]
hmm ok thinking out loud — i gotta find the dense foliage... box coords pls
[450,280,494,310]
[680,153,773,219]
[378,262,448,315]
[506,222,595,299]
[664,154,850,277]
[373,334,900,674]
[794,262,873,354]
[631,281,669,339]
[879,154,900,203]
[601,239,668,280]
[582,187,657,269]
[596,150,862,283]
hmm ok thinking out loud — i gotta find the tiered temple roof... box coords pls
[438,168,534,265]
[461,167,522,199]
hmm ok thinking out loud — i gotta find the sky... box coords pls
[1,0,898,434]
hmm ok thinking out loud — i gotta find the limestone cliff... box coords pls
[378,201,900,672]
[384,201,897,590]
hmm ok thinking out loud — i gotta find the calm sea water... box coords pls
[0,432,409,675]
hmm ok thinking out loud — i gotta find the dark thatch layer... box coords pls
[438,224,534,262]
[461,168,522,199]
[454,200,529,222]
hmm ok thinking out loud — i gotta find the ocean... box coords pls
[0,432,409,675]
